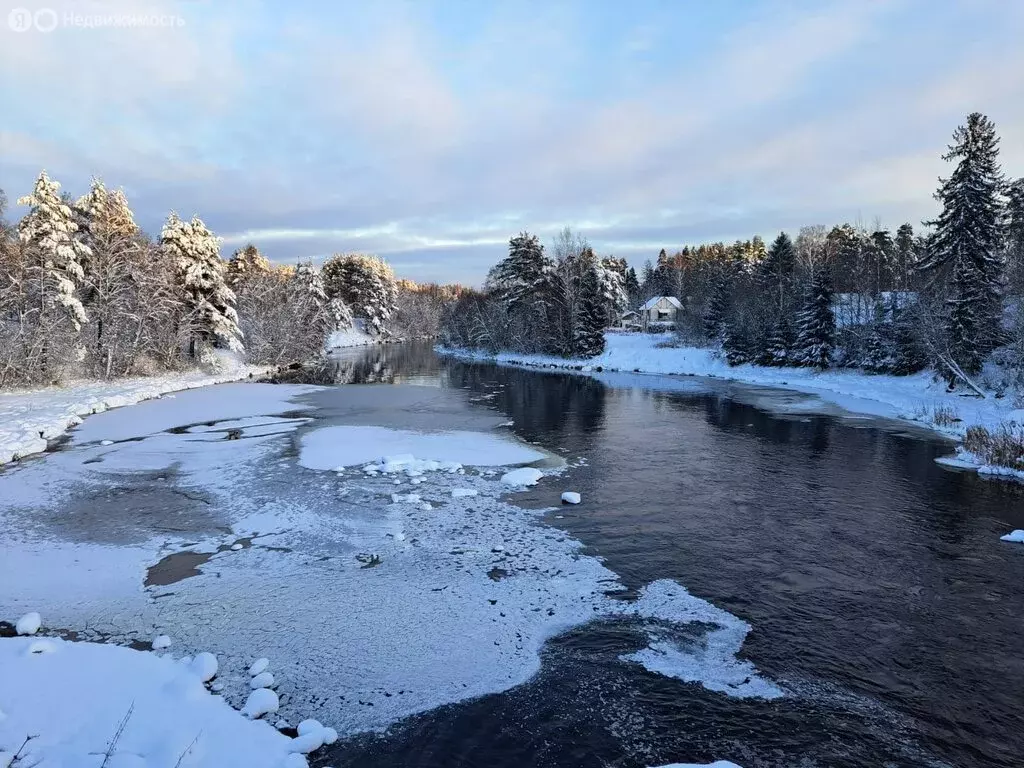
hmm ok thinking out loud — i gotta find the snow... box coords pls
[298,425,546,470]
[500,467,544,486]
[326,320,375,349]
[0,637,300,768]
[249,657,270,676]
[190,651,219,682]
[649,762,742,768]
[561,491,581,504]
[250,671,275,688]
[1000,529,1024,543]
[243,688,280,719]
[439,333,1024,474]
[640,296,683,311]
[15,612,41,636]
[0,366,275,465]
[152,635,171,650]
[452,488,479,498]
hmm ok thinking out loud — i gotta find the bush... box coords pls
[962,423,1024,470]
[932,405,960,427]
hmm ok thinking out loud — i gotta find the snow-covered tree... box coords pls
[487,233,554,313]
[573,265,606,358]
[17,170,90,331]
[321,253,397,336]
[597,256,628,323]
[919,112,1006,375]
[1006,178,1024,293]
[291,259,353,333]
[226,244,271,288]
[161,212,243,355]
[792,271,836,369]
[704,273,730,340]
[759,231,796,312]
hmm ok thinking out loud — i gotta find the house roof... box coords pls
[639,296,682,311]
[621,310,638,317]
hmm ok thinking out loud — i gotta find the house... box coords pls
[638,296,682,328]
[616,310,641,330]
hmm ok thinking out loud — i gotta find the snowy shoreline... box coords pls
[0,363,270,466]
[437,333,1024,478]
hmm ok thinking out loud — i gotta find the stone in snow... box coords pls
[249,656,270,676]
[297,718,322,735]
[16,612,41,635]
[152,634,172,650]
[452,488,478,498]
[231,542,244,551]
[561,492,581,505]
[243,687,280,718]
[1000,529,1024,543]
[499,467,543,486]
[250,671,275,689]
[190,651,218,682]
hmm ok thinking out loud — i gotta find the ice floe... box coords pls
[1000,529,1024,543]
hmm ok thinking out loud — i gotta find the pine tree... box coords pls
[792,271,836,369]
[321,253,397,336]
[17,170,91,331]
[759,318,794,367]
[704,273,730,340]
[919,113,1006,374]
[161,212,243,355]
[226,244,271,289]
[573,265,606,358]
[487,233,554,312]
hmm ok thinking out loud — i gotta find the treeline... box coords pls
[0,172,463,388]
[443,113,1024,392]
[441,228,633,358]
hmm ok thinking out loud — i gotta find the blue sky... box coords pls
[2,0,1023,285]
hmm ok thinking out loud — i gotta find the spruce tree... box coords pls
[704,273,730,340]
[1006,178,1024,293]
[624,266,640,307]
[573,265,606,358]
[894,223,915,290]
[760,232,796,311]
[722,321,752,365]
[793,271,836,369]
[321,253,398,336]
[919,112,1006,374]
[488,232,553,312]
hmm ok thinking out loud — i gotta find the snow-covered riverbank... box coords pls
[0,361,270,467]
[439,333,1024,473]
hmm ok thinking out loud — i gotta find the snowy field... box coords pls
[1,381,758,766]
[439,333,1024,475]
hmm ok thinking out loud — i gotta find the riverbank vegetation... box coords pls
[0,175,464,388]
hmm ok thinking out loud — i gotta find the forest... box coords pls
[0,176,462,389]
[442,113,1024,397]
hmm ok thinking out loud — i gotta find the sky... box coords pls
[1,0,1023,286]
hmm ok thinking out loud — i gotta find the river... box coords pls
[3,341,1023,768]
[319,342,1024,768]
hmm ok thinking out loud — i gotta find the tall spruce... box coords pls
[760,232,796,311]
[488,232,553,313]
[919,112,1006,374]
[704,272,730,340]
[1007,178,1024,292]
[894,223,915,289]
[793,271,836,369]
[573,265,606,358]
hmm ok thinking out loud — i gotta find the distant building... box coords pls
[638,296,682,329]
[617,309,641,330]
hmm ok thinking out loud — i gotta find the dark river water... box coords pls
[318,342,1024,768]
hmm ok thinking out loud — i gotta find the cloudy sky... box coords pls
[2,0,1023,285]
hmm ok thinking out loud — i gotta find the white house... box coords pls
[638,296,682,328]
[617,309,641,330]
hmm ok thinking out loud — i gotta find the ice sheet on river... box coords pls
[0,381,782,737]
